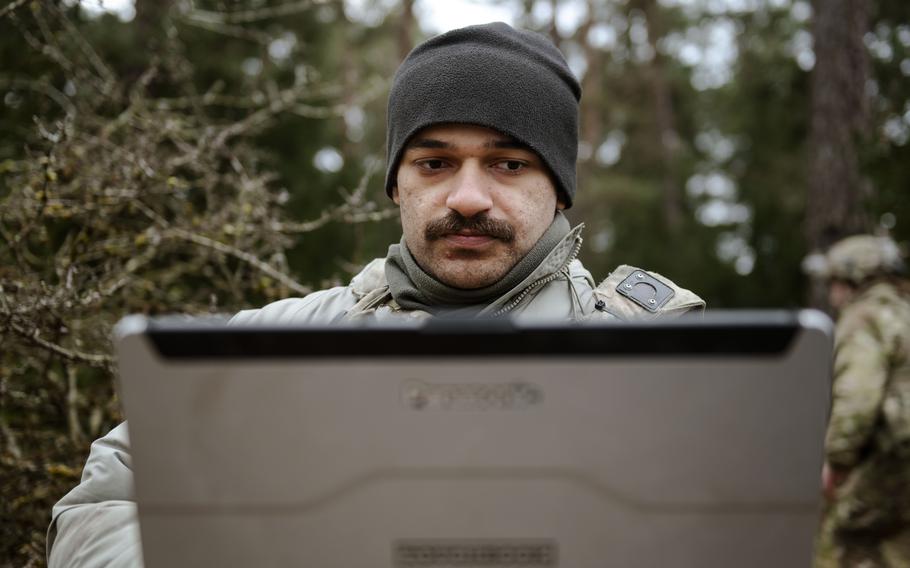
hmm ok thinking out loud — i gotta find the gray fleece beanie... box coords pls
[385,22,582,208]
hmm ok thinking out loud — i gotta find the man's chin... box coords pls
[439,277,500,290]
[415,243,516,289]
[429,262,509,290]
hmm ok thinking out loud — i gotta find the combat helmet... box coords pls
[809,235,906,285]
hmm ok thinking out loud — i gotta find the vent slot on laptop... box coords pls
[394,539,557,567]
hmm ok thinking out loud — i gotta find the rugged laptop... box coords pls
[115,311,832,567]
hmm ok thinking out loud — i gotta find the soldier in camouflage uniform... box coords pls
[810,235,910,567]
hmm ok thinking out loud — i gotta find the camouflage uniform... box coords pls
[814,236,910,567]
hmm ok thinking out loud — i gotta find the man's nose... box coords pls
[445,163,493,218]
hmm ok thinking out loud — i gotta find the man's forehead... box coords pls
[405,124,532,152]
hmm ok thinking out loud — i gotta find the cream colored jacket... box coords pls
[48,230,704,567]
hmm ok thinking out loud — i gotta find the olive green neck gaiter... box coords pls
[385,212,571,315]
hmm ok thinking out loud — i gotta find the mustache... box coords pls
[424,212,515,242]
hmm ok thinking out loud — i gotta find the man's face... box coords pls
[393,124,564,289]
[828,279,855,312]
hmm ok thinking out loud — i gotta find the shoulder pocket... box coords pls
[593,264,706,321]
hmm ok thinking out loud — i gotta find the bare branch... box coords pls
[343,207,399,224]
[166,228,312,296]
[5,321,114,370]
[0,76,76,117]
[0,0,29,20]
[47,2,117,88]
[178,15,271,44]
[66,365,85,444]
[273,160,390,233]
[204,81,328,150]
[0,416,23,461]
[183,0,330,25]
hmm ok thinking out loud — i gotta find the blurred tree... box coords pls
[718,5,812,307]
[577,0,605,191]
[398,0,416,61]
[864,0,910,253]
[638,0,685,230]
[805,0,871,251]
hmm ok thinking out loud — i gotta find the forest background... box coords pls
[1,0,908,565]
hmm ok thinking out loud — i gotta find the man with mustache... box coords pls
[227,22,705,323]
[48,22,704,567]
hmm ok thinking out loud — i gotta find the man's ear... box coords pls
[556,194,567,210]
[392,184,400,205]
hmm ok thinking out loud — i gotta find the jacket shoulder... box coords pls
[593,264,705,320]
[349,258,387,297]
[230,287,358,325]
[48,422,142,566]
[229,259,388,325]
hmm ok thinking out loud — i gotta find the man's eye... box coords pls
[418,159,446,170]
[494,160,526,172]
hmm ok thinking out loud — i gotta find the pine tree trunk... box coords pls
[135,0,172,53]
[579,0,604,152]
[806,0,871,251]
[806,0,871,307]
[398,0,415,62]
[642,0,683,231]
[548,0,560,45]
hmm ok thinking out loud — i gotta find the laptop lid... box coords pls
[116,311,832,568]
